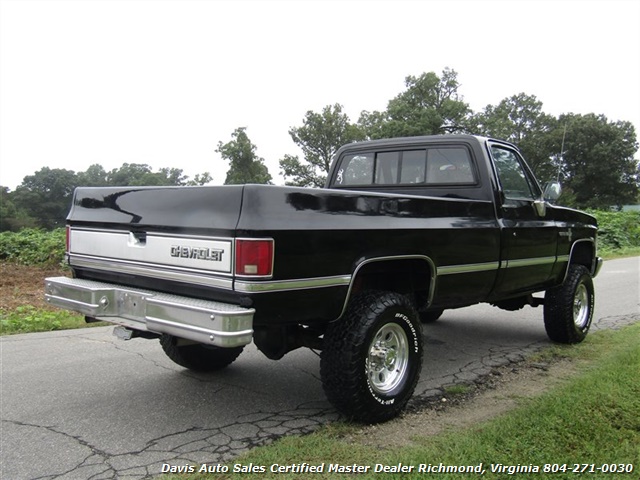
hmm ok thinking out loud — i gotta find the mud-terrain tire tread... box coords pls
[160,334,244,371]
[320,291,423,423]
[543,264,594,344]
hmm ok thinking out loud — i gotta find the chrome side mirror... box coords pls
[543,181,562,203]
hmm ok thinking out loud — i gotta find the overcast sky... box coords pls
[1,0,639,190]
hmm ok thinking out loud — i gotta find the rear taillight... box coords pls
[235,239,274,277]
[66,226,70,253]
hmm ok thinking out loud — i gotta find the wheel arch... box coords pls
[566,239,598,279]
[338,255,436,319]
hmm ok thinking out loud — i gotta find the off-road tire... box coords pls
[320,291,423,423]
[544,264,594,344]
[160,334,244,372]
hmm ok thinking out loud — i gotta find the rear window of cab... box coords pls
[334,147,476,187]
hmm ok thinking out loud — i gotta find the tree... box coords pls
[157,167,189,186]
[184,171,213,186]
[217,128,272,185]
[12,167,78,229]
[104,163,189,186]
[471,93,558,183]
[76,164,108,186]
[0,186,38,231]
[6,163,214,230]
[552,114,639,209]
[0,187,16,231]
[279,104,365,187]
[78,163,212,189]
[359,68,470,139]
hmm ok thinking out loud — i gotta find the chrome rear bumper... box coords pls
[44,277,254,348]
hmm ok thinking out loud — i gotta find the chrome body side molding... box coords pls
[436,261,500,276]
[234,275,351,293]
[502,256,558,269]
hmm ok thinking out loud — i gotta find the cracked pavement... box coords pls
[1,257,638,479]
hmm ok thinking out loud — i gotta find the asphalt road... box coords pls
[1,257,638,479]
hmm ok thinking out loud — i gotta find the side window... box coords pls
[375,150,427,184]
[400,150,427,183]
[426,147,475,184]
[374,152,399,184]
[491,146,537,200]
[336,153,374,185]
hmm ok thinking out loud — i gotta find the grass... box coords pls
[161,322,640,480]
[0,305,107,335]
[443,384,471,396]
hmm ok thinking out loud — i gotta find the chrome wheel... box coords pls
[573,283,589,328]
[367,323,409,395]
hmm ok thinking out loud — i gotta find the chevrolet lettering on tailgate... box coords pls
[170,245,225,262]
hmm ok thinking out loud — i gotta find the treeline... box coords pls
[2,68,639,231]
[265,69,640,208]
[1,164,212,231]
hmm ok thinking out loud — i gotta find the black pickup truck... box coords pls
[45,135,602,422]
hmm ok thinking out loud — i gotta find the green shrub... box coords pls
[0,228,66,266]
[589,210,640,251]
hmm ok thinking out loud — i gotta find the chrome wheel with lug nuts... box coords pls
[573,283,590,329]
[367,323,409,395]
